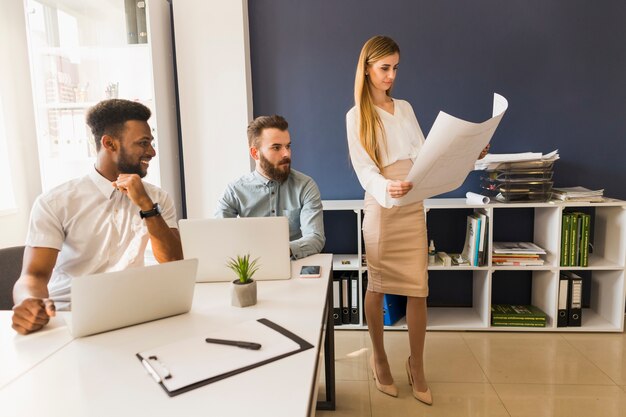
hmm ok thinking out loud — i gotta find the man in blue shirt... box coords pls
[214,115,325,259]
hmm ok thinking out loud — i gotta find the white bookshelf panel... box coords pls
[572,310,620,332]
[385,317,407,330]
[565,254,622,270]
[531,270,558,329]
[332,254,360,271]
[593,206,626,267]
[491,266,555,271]
[427,307,487,330]
[474,270,491,327]
[534,207,561,267]
[589,270,624,331]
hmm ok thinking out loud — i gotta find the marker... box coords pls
[205,338,262,350]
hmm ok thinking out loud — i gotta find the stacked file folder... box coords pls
[478,150,559,202]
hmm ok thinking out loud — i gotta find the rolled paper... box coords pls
[466,192,490,205]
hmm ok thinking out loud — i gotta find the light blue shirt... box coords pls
[214,169,325,259]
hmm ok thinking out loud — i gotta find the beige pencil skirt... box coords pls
[363,159,429,297]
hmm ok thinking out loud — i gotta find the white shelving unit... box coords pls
[323,198,626,332]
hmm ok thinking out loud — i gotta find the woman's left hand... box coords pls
[478,143,490,160]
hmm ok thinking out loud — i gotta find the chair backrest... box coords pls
[0,246,25,310]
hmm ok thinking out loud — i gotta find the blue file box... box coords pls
[383,294,407,326]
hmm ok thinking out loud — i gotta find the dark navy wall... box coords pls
[248,0,626,200]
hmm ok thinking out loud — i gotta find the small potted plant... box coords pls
[227,254,260,307]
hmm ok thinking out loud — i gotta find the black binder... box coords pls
[567,272,583,327]
[332,278,341,325]
[349,273,359,324]
[136,318,313,397]
[557,273,569,327]
[341,274,350,324]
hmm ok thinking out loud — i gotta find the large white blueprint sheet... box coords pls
[395,93,508,206]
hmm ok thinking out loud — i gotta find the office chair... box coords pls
[0,246,24,310]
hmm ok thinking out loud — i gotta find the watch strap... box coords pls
[140,203,161,219]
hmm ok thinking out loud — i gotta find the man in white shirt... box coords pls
[11,99,183,335]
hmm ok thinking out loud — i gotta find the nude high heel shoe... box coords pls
[369,355,398,397]
[406,357,432,405]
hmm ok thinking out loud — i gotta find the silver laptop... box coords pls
[66,259,198,338]
[179,217,291,282]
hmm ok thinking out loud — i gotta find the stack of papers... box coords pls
[492,242,546,266]
[552,186,604,202]
[475,150,560,171]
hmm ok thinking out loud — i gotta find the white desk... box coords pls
[0,254,335,417]
[0,315,73,389]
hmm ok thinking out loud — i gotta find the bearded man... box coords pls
[214,115,325,259]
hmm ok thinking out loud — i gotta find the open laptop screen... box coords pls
[179,217,291,282]
[68,259,198,337]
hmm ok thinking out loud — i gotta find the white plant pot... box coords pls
[230,279,257,307]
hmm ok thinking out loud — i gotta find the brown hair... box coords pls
[247,115,289,147]
[354,35,400,170]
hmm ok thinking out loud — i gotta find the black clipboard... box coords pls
[136,318,313,397]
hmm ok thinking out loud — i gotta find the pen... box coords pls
[205,338,262,350]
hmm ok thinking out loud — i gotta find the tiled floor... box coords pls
[316,330,626,417]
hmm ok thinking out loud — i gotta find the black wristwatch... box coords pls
[139,203,161,219]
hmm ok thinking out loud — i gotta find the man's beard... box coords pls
[117,146,148,178]
[259,152,290,182]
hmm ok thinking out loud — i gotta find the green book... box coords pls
[491,304,548,320]
[581,213,590,267]
[490,316,546,321]
[561,213,571,266]
[492,321,546,327]
[569,213,579,266]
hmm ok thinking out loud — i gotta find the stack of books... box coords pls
[491,304,547,327]
[492,242,546,266]
[561,212,591,267]
[552,186,604,202]
[458,209,488,266]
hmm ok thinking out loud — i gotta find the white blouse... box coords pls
[346,99,425,208]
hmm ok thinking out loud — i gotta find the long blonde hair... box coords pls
[354,35,400,171]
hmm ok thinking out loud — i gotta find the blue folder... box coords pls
[383,294,407,326]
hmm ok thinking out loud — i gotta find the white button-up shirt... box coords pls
[25,168,178,310]
[346,99,425,208]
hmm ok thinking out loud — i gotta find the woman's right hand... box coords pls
[387,180,413,198]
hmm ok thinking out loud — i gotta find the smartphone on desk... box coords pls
[299,265,321,278]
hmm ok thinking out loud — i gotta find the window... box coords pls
[24,0,160,191]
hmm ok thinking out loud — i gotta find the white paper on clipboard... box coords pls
[136,318,310,395]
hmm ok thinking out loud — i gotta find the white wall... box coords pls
[147,0,183,220]
[0,1,42,248]
[171,0,252,219]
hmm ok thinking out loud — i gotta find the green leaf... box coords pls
[226,253,261,283]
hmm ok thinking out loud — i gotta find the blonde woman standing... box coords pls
[347,35,490,405]
[346,35,431,405]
